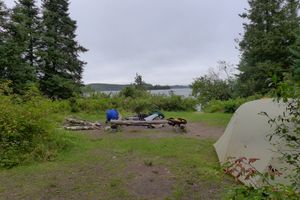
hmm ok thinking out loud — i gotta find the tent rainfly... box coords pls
[214,99,295,186]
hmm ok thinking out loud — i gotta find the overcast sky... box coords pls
[5,0,249,85]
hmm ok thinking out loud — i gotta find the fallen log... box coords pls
[110,120,169,126]
[64,126,96,131]
[64,118,101,130]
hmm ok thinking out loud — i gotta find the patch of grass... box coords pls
[0,110,234,199]
[165,112,232,127]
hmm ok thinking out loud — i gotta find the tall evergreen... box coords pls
[0,0,9,81]
[291,35,300,81]
[40,0,87,99]
[0,0,8,38]
[237,0,300,96]
[3,0,40,93]
[13,0,40,68]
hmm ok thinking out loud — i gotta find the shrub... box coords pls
[0,95,68,168]
[119,85,148,98]
[72,93,197,114]
[191,75,234,106]
[128,98,154,114]
[204,96,262,113]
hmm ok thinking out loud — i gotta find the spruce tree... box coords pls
[0,0,7,38]
[13,0,40,68]
[3,0,40,93]
[291,35,300,81]
[40,0,87,99]
[0,0,9,81]
[237,0,300,96]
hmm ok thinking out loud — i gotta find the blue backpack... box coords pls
[106,109,119,122]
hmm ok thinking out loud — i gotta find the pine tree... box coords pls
[291,35,300,81]
[0,0,8,37]
[40,0,87,99]
[2,0,40,93]
[0,0,9,81]
[14,0,40,68]
[237,0,300,96]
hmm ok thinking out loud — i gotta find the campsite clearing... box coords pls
[0,113,235,200]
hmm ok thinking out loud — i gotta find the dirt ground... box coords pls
[125,161,175,200]
[84,122,225,140]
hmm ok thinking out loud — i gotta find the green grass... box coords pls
[0,129,234,199]
[0,111,234,199]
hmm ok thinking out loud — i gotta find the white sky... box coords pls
[4,0,249,85]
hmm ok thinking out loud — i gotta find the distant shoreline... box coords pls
[97,88,193,98]
[86,83,190,92]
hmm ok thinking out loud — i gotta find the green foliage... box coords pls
[204,96,262,113]
[119,85,148,98]
[67,93,196,115]
[225,185,299,200]
[237,0,300,96]
[204,99,241,113]
[0,0,86,98]
[0,96,63,168]
[191,75,234,105]
[38,0,87,99]
[0,0,9,82]
[0,84,71,168]
[0,80,13,95]
[192,61,238,105]
[291,34,300,82]
[150,94,196,112]
[127,98,153,114]
[1,0,40,94]
[264,30,300,192]
[226,28,300,198]
[116,85,196,112]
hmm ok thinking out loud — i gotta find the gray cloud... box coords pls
[5,0,248,85]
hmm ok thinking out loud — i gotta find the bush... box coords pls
[191,75,235,106]
[128,98,154,114]
[73,92,197,114]
[119,85,148,98]
[204,96,262,113]
[0,95,68,168]
[225,185,299,200]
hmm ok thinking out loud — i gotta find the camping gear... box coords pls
[144,113,159,121]
[167,118,187,129]
[106,109,119,122]
[125,111,165,121]
[149,111,165,119]
[214,99,294,186]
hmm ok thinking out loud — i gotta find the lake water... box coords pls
[150,88,192,97]
[102,88,193,98]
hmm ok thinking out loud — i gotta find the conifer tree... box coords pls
[0,0,7,38]
[0,0,9,81]
[40,0,87,99]
[237,0,300,96]
[291,35,300,81]
[3,0,40,93]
